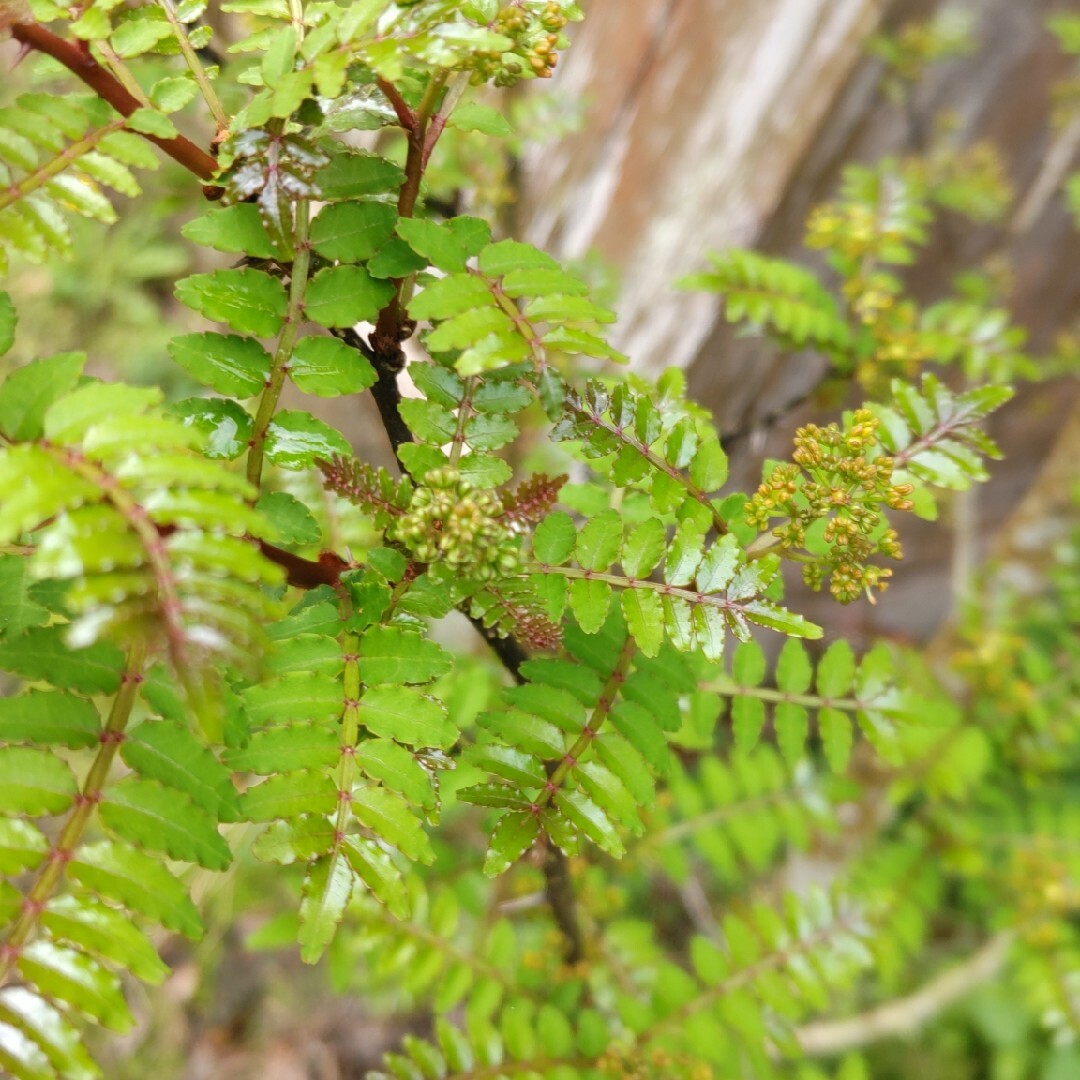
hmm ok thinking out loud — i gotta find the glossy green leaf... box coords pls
[358,739,436,808]
[180,204,278,258]
[310,201,396,262]
[361,686,456,749]
[0,819,48,875]
[168,333,272,397]
[168,397,253,460]
[0,351,84,441]
[486,812,540,876]
[298,852,354,963]
[100,778,232,870]
[574,509,622,571]
[0,748,75,815]
[568,577,610,634]
[622,588,663,658]
[122,720,240,822]
[264,410,351,470]
[289,336,376,396]
[344,836,410,919]
[17,942,132,1033]
[351,786,434,863]
[315,150,405,200]
[0,985,98,1080]
[41,895,169,985]
[174,269,288,337]
[359,625,453,685]
[225,723,340,774]
[556,788,624,857]
[0,690,100,749]
[69,840,202,937]
[304,266,394,328]
[238,772,339,822]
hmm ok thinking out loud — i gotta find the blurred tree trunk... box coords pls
[521,0,1080,640]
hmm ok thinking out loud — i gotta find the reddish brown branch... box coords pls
[377,77,416,132]
[257,540,349,590]
[9,21,220,183]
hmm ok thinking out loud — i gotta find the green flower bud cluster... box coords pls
[472,2,571,86]
[746,409,914,603]
[393,468,523,581]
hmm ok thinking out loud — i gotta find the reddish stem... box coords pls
[377,76,416,132]
[9,21,220,184]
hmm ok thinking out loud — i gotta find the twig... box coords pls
[10,21,220,184]
[795,932,1013,1055]
[542,841,585,965]
[247,201,312,486]
[158,0,229,132]
[721,381,823,452]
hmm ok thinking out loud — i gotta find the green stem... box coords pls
[565,394,728,533]
[534,637,635,812]
[287,0,305,39]
[158,0,229,131]
[94,42,154,107]
[640,906,861,1042]
[448,376,477,467]
[334,632,361,847]
[700,676,863,713]
[50,446,189,670]
[0,119,127,212]
[247,200,312,487]
[534,563,745,613]
[0,643,146,984]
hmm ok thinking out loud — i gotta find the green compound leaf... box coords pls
[69,840,203,938]
[304,266,395,328]
[264,410,351,470]
[289,336,376,396]
[0,748,76,816]
[100,778,233,870]
[168,333,272,398]
[174,269,288,337]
